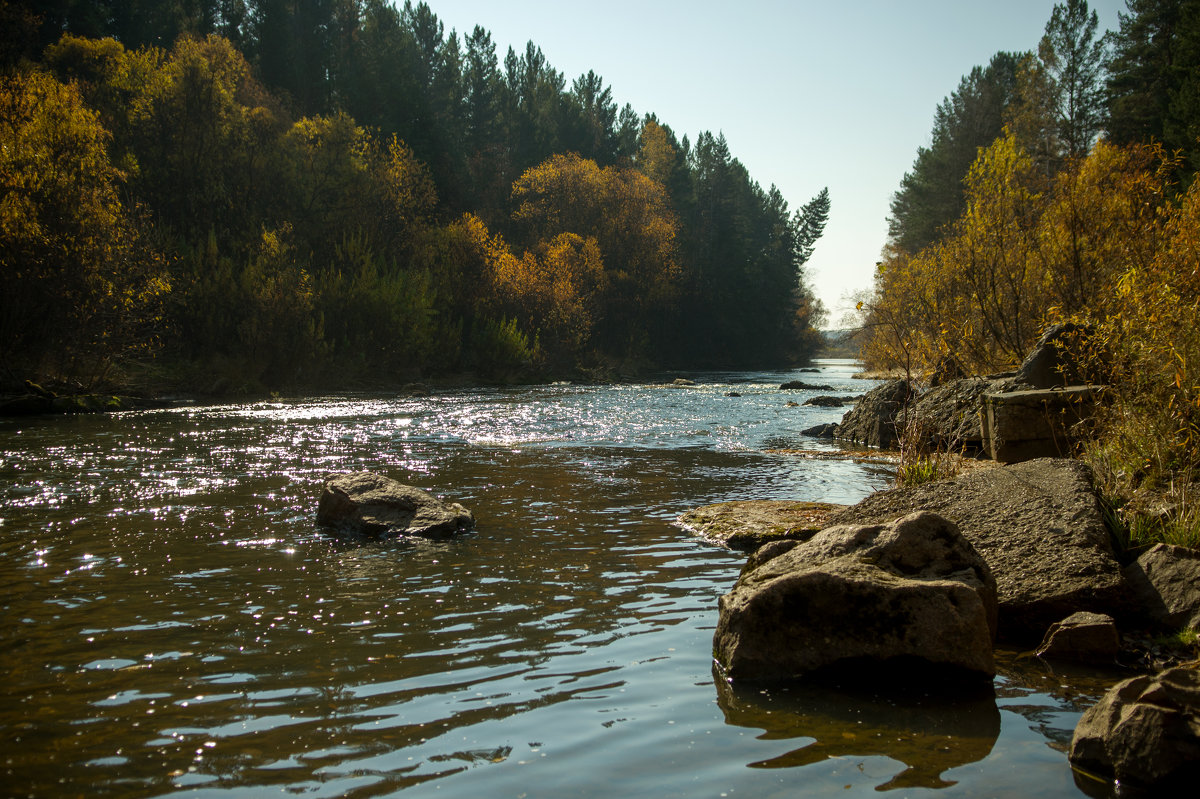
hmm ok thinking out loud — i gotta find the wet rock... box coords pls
[1035,612,1120,663]
[1123,544,1200,631]
[714,511,997,684]
[801,422,838,438]
[1069,666,1200,789]
[400,383,431,397]
[780,380,834,391]
[672,378,696,386]
[829,458,1132,643]
[832,378,913,449]
[317,472,474,539]
[803,395,846,407]
[676,500,845,551]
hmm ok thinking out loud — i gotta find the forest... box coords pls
[860,0,1200,526]
[0,0,830,393]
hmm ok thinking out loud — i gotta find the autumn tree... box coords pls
[511,152,680,357]
[0,69,169,385]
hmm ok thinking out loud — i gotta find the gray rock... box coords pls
[804,395,847,407]
[1069,666,1200,788]
[980,385,1100,463]
[317,472,474,539]
[829,458,1132,642]
[801,422,839,438]
[1035,611,1120,663]
[833,378,914,449]
[780,380,835,391]
[908,377,995,450]
[1123,544,1200,630]
[1015,323,1092,389]
[714,511,997,684]
[676,500,845,551]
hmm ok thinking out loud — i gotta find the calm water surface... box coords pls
[0,361,1123,797]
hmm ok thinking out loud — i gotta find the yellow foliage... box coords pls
[511,153,680,351]
[862,134,1175,377]
[0,69,169,381]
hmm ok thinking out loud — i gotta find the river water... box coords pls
[0,361,1125,798]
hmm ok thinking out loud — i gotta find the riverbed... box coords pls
[0,361,1125,797]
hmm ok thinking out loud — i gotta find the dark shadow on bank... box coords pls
[713,664,1001,791]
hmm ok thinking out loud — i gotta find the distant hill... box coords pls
[816,329,862,360]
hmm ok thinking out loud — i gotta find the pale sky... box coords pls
[430,0,1128,326]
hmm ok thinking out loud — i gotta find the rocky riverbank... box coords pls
[684,327,1200,791]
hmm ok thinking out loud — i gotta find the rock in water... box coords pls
[1069,666,1200,789]
[676,500,845,551]
[317,472,474,539]
[829,458,1131,642]
[713,511,997,684]
[833,379,913,449]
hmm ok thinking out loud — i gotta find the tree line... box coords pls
[860,0,1200,497]
[0,0,829,393]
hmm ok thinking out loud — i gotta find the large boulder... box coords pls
[1069,666,1200,789]
[316,472,475,539]
[833,379,913,449]
[676,500,845,551]
[1123,544,1200,630]
[714,511,997,684]
[829,458,1132,642]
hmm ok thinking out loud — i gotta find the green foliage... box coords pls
[5,5,830,391]
[889,52,1023,254]
[0,68,168,386]
[1107,0,1200,176]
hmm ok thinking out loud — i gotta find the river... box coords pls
[0,361,1124,798]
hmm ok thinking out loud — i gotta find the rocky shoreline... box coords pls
[680,328,1200,791]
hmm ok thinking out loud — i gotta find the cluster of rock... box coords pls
[687,456,1200,790]
[803,324,1103,461]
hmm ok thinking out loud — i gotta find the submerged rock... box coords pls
[676,500,845,551]
[714,511,997,684]
[829,459,1132,642]
[316,472,474,539]
[1069,666,1200,789]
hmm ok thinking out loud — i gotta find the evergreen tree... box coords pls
[888,52,1022,253]
[1039,0,1110,159]
[1108,0,1200,174]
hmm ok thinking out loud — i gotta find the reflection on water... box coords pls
[0,363,1127,797]
[715,671,1001,790]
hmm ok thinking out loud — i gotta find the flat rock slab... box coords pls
[828,458,1132,642]
[677,500,846,551]
[317,472,475,539]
